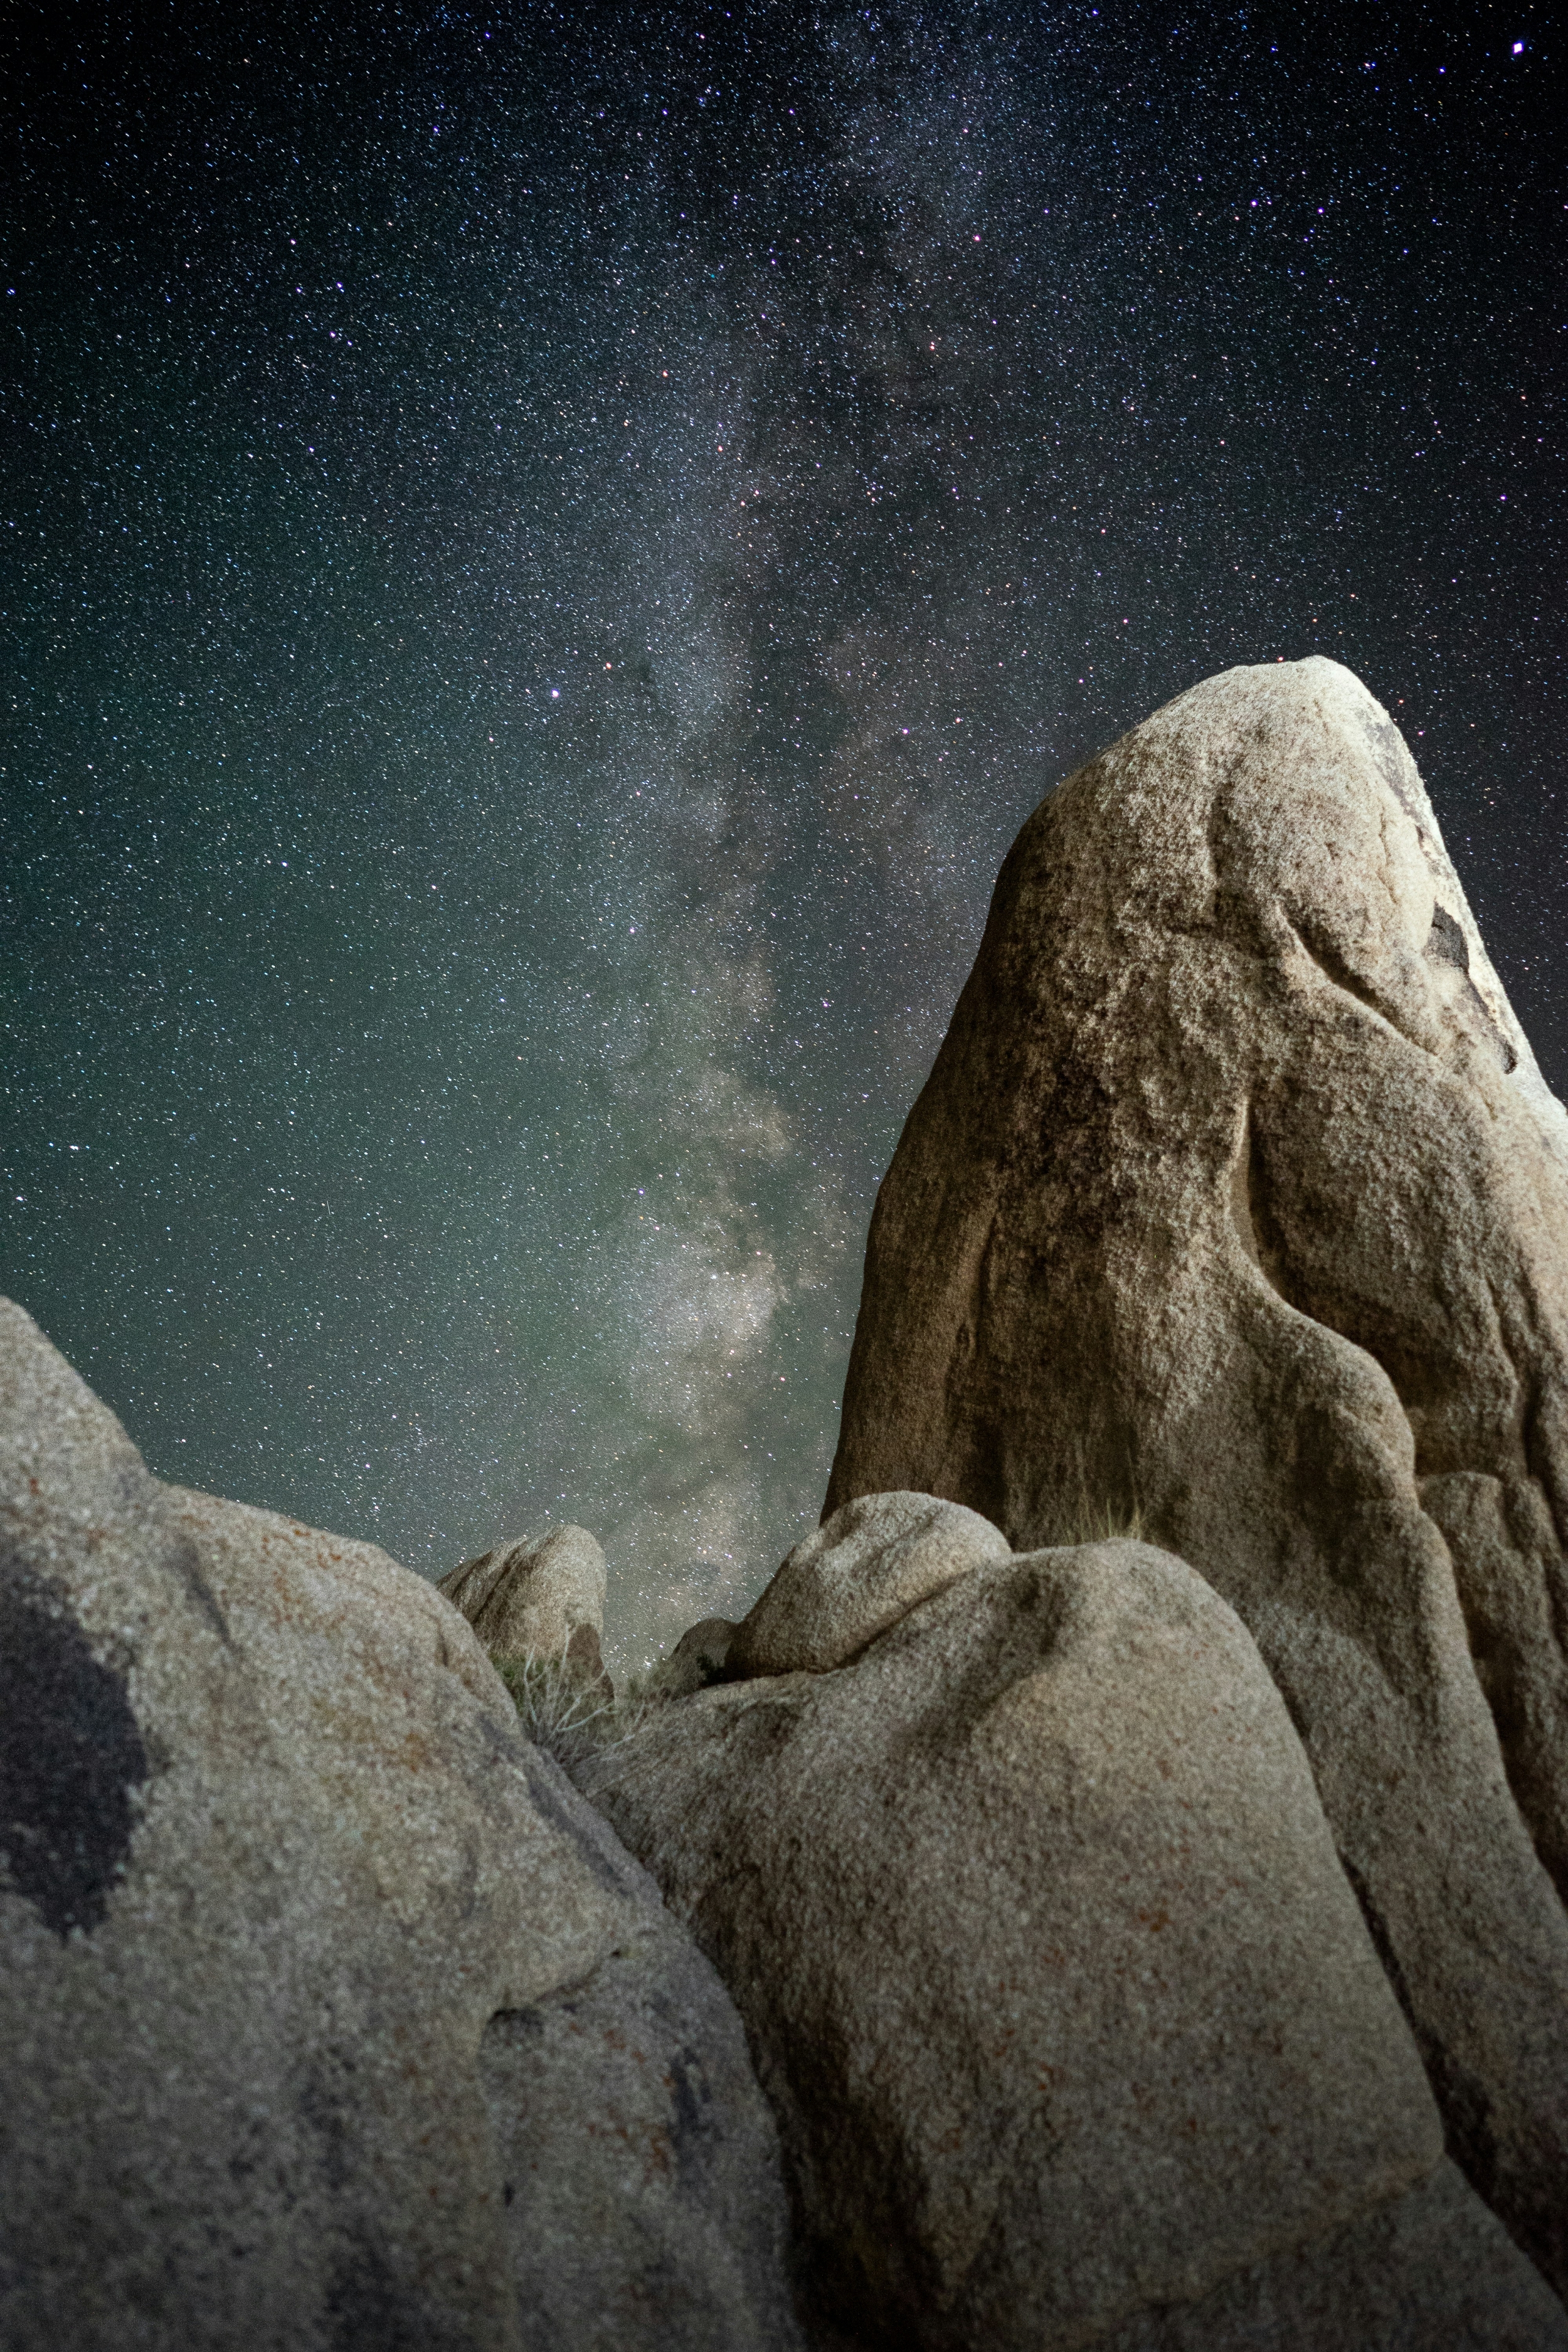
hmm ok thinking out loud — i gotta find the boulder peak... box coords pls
[826,659,1568,2290]
[440,1521,607,1681]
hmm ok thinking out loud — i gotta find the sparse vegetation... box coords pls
[1051,1499,1145,1548]
[497,1650,662,1777]
[1041,1450,1147,1551]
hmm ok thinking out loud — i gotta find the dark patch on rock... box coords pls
[488,2002,548,2044]
[652,1618,740,1697]
[0,1549,147,1937]
[324,2236,457,2352]
[299,2043,363,2195]
[565,1617,613,1698]
[1426,903,1470,972]
[664,2043,716,2175]
[1425,903,1519,1070]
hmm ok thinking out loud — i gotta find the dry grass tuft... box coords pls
[497,1650,662,1777]
[1051,1498,1146,1548]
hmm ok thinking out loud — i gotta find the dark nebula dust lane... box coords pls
[4,2,1564,1664]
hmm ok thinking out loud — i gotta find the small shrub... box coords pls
[497,1650,660,1778]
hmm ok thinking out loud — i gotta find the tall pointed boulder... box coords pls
[827,656,1568,2289]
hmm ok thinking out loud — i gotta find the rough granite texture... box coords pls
[825,656,1568,2289]
[1096,2161,1567,2352]
[0,1298,800,2352]
[576,1530,1516,2352]
[732,1490,1009,1676]
[440,1522,609,1682]
[649,1615,740,1699]
[480,1757,804,2352]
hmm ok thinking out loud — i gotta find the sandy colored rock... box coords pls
[480,1764,803,2352]
[653,1491,1008,1700]
[441,1523,608,1678]
[826,657,1568,2287]
[576,1531,1475,2351]
[0,1299,801,2352]
[649,1616,739,1698]
[731,1489,1009,1675]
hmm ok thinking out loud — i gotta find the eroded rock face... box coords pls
[480,1768,802,2352]
[0,1300,800,2352]
[1098,2161,1567,2352]
[440,1523,608,1683]
[825,656,1568,2289]
[647,1495,1007,1696]
[649,1616,739,1700]
[576,1531,1504,2352]
[731,1490,1009,1677]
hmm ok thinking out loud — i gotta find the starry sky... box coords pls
[5,2,1564,1668]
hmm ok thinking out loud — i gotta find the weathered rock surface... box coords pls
[481,1779,806,2352]
[576,1525,1547,2349]
[647,1495,1004,1697]
[0,1298,801,2352]
[731,1490,1009,1676]
[441,1522,608,1683]
[1098,2161,1568,2352]
[825,657,1568,2288]
[649,1615,739,1698]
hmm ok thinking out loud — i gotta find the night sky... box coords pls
[5,3,1564,1669]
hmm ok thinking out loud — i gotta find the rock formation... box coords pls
[824,656,1568,2291]
[441,1522,609,1685]
[13,653,1568,2349]
[731,1489,1009,1675]
[479,1784,804,2352]
[577,1500,1564,2349]
[0,1299,800,2352]
[649,1495,1008,1693]
[650,1614,741,1698]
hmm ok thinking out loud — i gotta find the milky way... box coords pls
[5,3,1563,1665]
